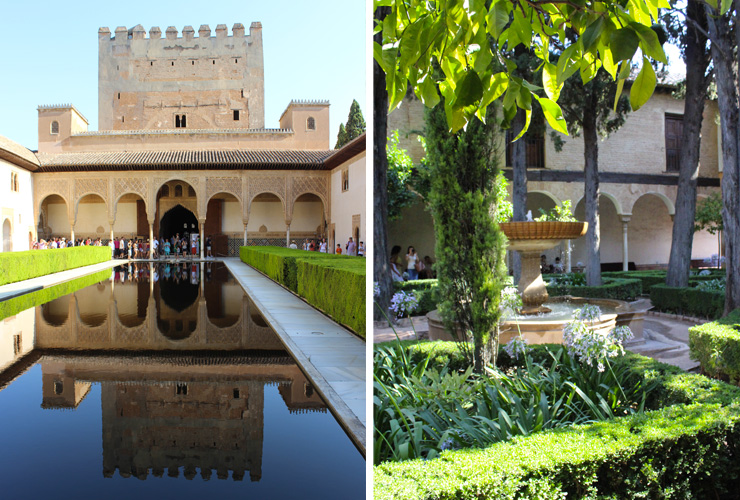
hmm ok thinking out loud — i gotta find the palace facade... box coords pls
[1,23,366,257]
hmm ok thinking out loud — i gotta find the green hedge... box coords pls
[0,247,111,286]
[375,341,740,499]
[650,284,725,319]
[240,246,365,338]
[690,309,740,383]
[546,276,642,301]
[0,269,111,322]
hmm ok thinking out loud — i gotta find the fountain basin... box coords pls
[426,296,645,346]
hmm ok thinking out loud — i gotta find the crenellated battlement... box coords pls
[97,23,262,42]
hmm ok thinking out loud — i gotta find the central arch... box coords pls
[159,205,198,241]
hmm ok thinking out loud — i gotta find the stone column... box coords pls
[286,223,291,247]
[149,262,154,294]
[149,222,154,260]
[243,221,248,246]
[109,220,115,244]
[199,221,205,259]
[621,215,631,271]
[70,224,75,244]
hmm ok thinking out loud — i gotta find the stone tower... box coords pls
[97,23,265,131]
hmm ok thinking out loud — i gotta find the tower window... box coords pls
[235,58,238,63]
[191,60,194,65]
[50,121,59,135]
[175,115,187,128]
[122,116,124,123]
[150,61,153,66]
[176,383,188,396]
[233,110,240,121]
[307,116,316,130]
[171,61,174,66]
[241,89,244,98]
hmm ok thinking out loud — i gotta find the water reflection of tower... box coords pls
[101,375,264,481]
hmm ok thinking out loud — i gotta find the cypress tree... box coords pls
[336,100,366,149]
[334,123,348,149]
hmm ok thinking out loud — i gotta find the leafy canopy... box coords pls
[695,192,724,235]
[374,0,669,133]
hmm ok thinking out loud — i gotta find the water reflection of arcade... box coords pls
[36,263,284,351]
[39,352,327,481]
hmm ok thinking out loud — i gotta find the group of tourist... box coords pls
[32,237,105,249]
[389,245,435,282]
[289,236,365,256]
[111,261,217,286]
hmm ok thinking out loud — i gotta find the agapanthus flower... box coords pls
[562,309,633,372]
[389,291,419,318]
[503,336,530,360]
[374,281,380,298]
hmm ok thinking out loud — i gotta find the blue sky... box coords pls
[0,0,366,150]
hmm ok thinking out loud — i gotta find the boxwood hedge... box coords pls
[240,246,365,338]
[0,246,111,286]
[650,284,725,319]
[689,309,740,383]
[375,341,740,499]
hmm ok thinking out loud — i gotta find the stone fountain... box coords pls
[499,221,587,315]
[426,220,647,345]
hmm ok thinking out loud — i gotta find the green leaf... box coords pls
[629,57,656,110]
[556,43,580,84]
[614,77,625,112]
[516,86,532,111]
[600,45,618,80]
[542,62,562,101]
[455,69,484,107]
[479,72,509,110]
[721,0,732,13]
[473,45,493,75]
[486,0,510,39]
[512,108,532,141]
[610,28,640,62]
[418,76,440,108]
[535,96,569,135]
[630,22,667,64]
[512,9,532,47]
[581,17,604,51]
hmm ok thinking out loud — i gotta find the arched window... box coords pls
[307,117,316,130]
[161,185,170,197]
[175,185,183,197]
[175,114,187,128]
[14,174,18,192]
[50,121,59,134]
[188,186,195,197]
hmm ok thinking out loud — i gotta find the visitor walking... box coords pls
[336,243,342,255]
[346,237,356,256]
[206,236,213,258]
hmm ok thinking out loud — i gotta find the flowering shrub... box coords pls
[562,305,633,372]
[389,290,419,318]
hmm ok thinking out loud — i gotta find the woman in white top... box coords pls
[406,246,419,280]
[319,239,327,253]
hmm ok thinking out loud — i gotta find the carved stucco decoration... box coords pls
[248,175,287,216]
[206,176,243,204]
[114,177,149,216]
[290,175,329,220]
[36,178,72,219]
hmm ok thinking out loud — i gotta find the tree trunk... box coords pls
[667,0,708,287]
[510,110,527,283]
[706,2,740,314]
[583,91,602,286]
[373,6,393,320]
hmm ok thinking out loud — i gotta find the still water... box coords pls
[0,262,364,499]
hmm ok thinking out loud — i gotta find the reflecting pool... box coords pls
[0,262,365,499]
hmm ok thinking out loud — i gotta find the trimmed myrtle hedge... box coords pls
[0,269,111,322]
[0,246,111,286]
[602,269,725,294]
[650,284,725,319]
[546,276,642,301]
[240,246,365,338]
[374,341,740,499]
[690,309,740,383]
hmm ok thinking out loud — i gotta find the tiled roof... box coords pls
[0,134,40,171]
[35,149,337,171]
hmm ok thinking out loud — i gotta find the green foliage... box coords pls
[0,269,112,322]
[689,309,740,382]
[534,200,576,222]
[695,192,724,234]
[375,342,740,500]
[374,343,655,465]
[650,284,725,319]
[239,246,365,337]
[425,102,508,370]
[334,123,348,149]
[0,247,111,286]
[495,172,513,223]
[386,130,418,220]
[375,0,668,133]
[336,99,366,148]
[546,276,642,301]
[393,279,439,316]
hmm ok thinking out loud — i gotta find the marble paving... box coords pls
[222,258,366,456]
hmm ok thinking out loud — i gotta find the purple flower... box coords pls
[389,291,419,318]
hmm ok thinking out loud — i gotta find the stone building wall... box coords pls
[97,23,264,131]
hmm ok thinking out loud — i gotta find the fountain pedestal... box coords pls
[500,221,588,315]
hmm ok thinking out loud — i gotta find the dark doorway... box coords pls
[159,205,198,240]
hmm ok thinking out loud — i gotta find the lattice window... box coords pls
[50,121,59,135]
[665,114,683,173]
[161,185,170,197]
[342,168,349,192]
[307,116,316,130]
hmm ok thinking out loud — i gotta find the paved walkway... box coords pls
[0,259,121,302]
[222,258,366,456]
